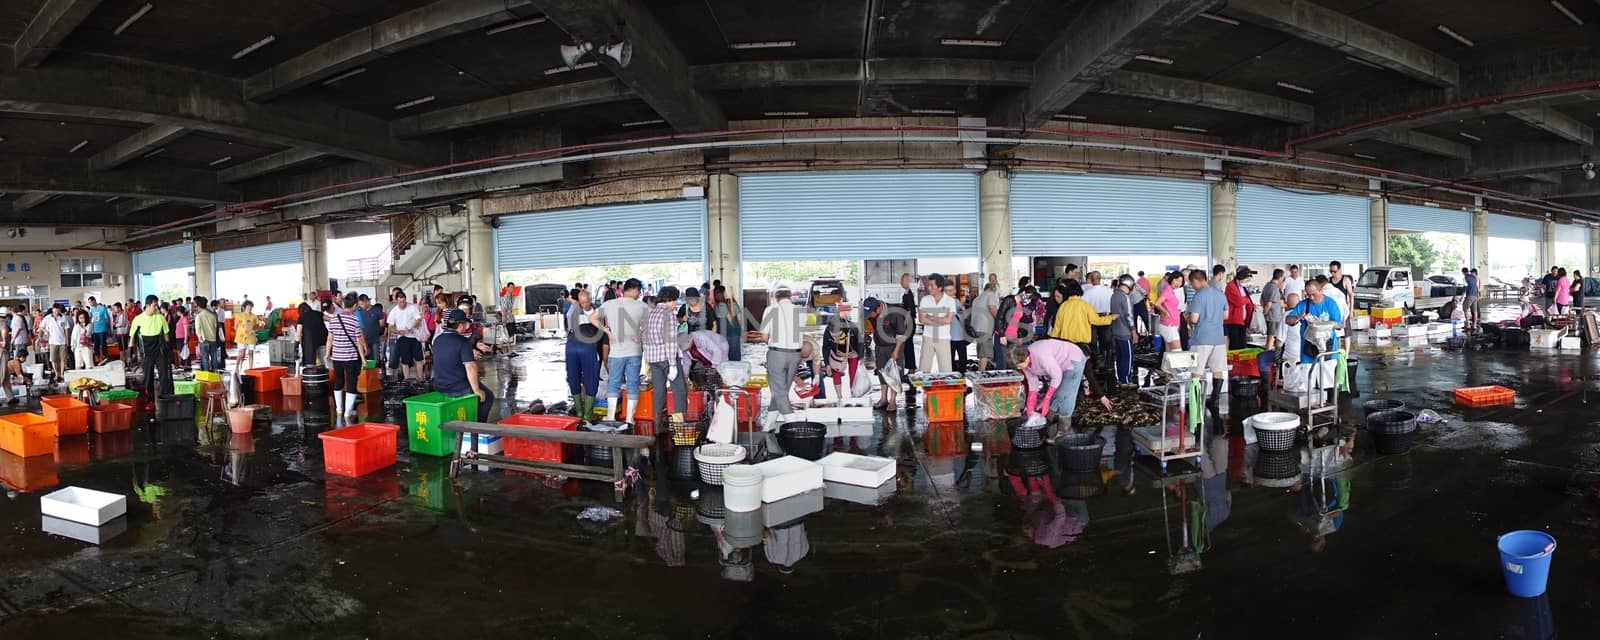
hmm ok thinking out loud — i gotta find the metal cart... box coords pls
[1134,375,1205,474]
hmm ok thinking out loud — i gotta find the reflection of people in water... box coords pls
[765,522,810,572]
[1006,468,1087,548]
[1293,470,1352,553]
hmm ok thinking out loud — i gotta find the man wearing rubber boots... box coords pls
[128,295,174,408]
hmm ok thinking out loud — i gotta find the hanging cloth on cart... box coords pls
[1335,349,1350,393]
[1186,378,1204,434]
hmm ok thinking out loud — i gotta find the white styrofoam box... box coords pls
[818,452,896,488]
[40,487,127,526]
[1351,315,1371,331]
[823,480,895,506]
[753,456,825,503]
[1373,326,1393,338]
[823,422,873,438]
[763,487,824,526]
[803,405,873,424]
[459,434,504,455]
[1530,328,1565,349]
[1561,336,1582,350]
[1393,324,1423,337]
[1426,323,1452,335]
[42,514,128,544]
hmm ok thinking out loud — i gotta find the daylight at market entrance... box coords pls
[1,1,1599,638]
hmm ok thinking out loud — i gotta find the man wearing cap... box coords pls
[864,297,910,411]
[433,308,494,421]
[1110,275,1139,385]
[1225,267,1257,349]
[644,286,688,425]
[758,286,803,422]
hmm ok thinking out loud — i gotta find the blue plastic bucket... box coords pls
[1498,530,1557,598]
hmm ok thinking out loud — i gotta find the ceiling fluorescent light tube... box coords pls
[1197,12,1240,26]
[1134,54,1174,65]
[729,40,797,49]
[486,17,547,35]
[939,38,1004,47]
[1551,1,1583,25]
[911,109,958,115]
[763,111,809,117]
[69,140,88,153]
[322,67,367,85]
[208,156,233,166]
[233,35,276,60]
[394,96,436,110]
[1458,132,1482,141]
[1173,125,1208,133]
[1276,81,1315,94]
[1436,24,1475,47]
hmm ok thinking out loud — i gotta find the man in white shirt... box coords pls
[917,275,961,373]
[971,282,1001,371]
[1082,271,1115,364]
[45,305,69,382]
[759,287,803,421]
[385,293,427,382]
[595,278,649,423]
[1284,264,1306,297]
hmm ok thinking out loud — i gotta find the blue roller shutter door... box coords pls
[738,172,979,260]
[1236,186,1370,265]
[1010,173,1210,256]
[495,199,706,270]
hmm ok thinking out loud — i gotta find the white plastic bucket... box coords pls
[1249,412,1299,431]
[721,464,764,512]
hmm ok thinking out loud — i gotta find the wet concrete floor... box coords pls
[0,332,1595,639]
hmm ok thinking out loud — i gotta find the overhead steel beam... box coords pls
[218,148,329,183]
[1508,107,1593,145]
[993,0,1222,129]
[0,54,440,168]
[0,199,169,226]
[392,77,629,138]
[1467,142,1592,178]
[1096,69,1314,123]
[1522,172,1563,185]
[245,0,539,101]
[529,0,725,132]
[1372,129,1473,160]
[0,155,236,204]
[1226,0,1457,88]
[13,193,55,210]
[115,198,169,215]
[277,164,567,219]
[1502,173,1600,200]
[11,0,104,68]
[89,124,189,172]
[692,58,1034,91]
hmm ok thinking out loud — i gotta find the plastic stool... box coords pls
[202,387,229,428]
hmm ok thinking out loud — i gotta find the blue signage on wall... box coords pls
[19,263,29,272]
[4,264,12,272]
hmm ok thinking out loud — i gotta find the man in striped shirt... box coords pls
[644,286,687,425]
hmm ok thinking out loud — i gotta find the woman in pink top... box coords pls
[1554,267,1573,314]
[1154,271,1184,351]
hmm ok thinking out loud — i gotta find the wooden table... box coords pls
[440,420,656,500]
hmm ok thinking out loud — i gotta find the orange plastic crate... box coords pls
[89,401,134,433]
[40,395,89,436]
[280,375,303,397]
[244,366,288,393]
[1455,385,1515,408]
[0,413,58,457]
[356,368,382,393]
[924,387,967,423]
[500,414,580,463]
[318,422,400,477]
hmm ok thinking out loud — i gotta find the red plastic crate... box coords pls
[244,366,288,393]
[500,414,580,463]
[318,422,400,477]
[1455,385,1515,408]
[89,401,134,433]
[40,395,89,436]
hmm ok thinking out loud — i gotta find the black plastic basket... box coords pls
[1372,431,1413,455]
[688,365,723,390]
[1229,375,1261,399]
[1057,432,1105,473]
[669,446,698,481]
[582,422,631,463]
[157,393,195,421]
[1368,409,1417,435]
[1362,399,1405,416]
[1255,449,1301,480]
[778,421,826,460]
[1011,448,1050,477]
[1006,417,1047,449]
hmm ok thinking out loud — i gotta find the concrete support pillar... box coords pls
[1209,180,1237,269]
[193,240,213,299]
[1471,209,1489,271]
[978,168,1013,287]
[1541,219,1556,273]
[1589,228,1600,273]
[466,199,496,301]
[1368,197,1388,266]
[705,174,741,295]
[300,224,329,298]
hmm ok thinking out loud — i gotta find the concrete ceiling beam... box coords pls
[691,58,1035,90]
[0,154,236,204]
[13,193,56,210]
[1096,69,1314,123]
[0,199,166,227]
[218,148,329,183]
[1522,172,1564,184]
[528,0,725,132]
[1508,107,1593,145]
[11,0,104,69]
[114,198,169,215]
[1467,141,1593,178]
[245,0,540,101]
[1226,0,1458,88]
[0,54,440,168]
[276,163,567,219]
[89,124,189,172]
[1372,129,1473,160]
[392,77,629,138]
[992,0,1222,129]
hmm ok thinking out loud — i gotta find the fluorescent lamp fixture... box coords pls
[939,38,1004,47]
[911,108,958,115]
[485,17,547,35]
[0,136,6,143]
[321,67,367,85]
[1345,55,1384,70]
[620,119,666,127]
[1458,131,1482,142]
[68,140,88,153]
[105,196,120,203]
[232,35,276,60]
[1197,12,1240,26]
[1552,1,1584,25]
[1436,24,1475,47]
[1133,54,1174,65]
[142,147,165,159]
[1276,81,1315,95]
[381,199,413,207]
[1053,114,1089,121]
[1172,125,1209,133]
[763,111,809,117]
[1423,201,1441,207]
[1352,153,1378,160]
[208,156,233,167]
[115,3,153,36]
[393,95,436,110]
[728,40,797,49]
[544,61,599,75]
[484,184,522,193]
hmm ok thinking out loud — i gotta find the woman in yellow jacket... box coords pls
[1050,281,1116,346]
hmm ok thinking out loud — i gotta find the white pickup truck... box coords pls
[1353,266,1457,314]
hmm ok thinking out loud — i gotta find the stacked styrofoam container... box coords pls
[753,456,824,503]
[40,487,127,544]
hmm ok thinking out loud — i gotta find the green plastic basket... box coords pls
[403,391,478,457]
[99,388,138,402]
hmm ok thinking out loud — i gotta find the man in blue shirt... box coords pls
[432,308,494,422]
[88,296,111,364]
[1286,280,1344,364]
[1184,270,1229,408]
[1461,267,1480,331]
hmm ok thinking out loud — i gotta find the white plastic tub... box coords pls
[40,487,126,526]
[721,464,764,513]
[819,452,896,488]
[754,456,825,503]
